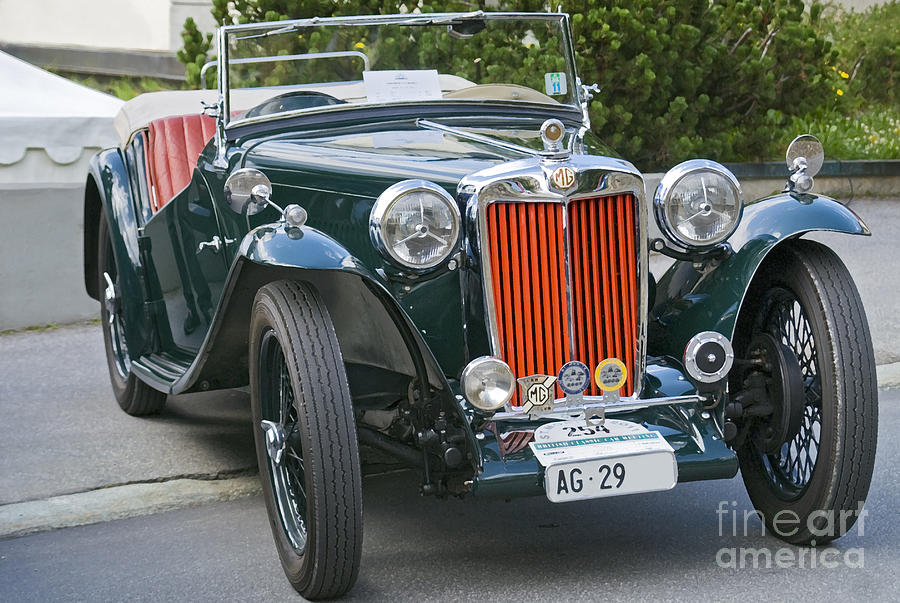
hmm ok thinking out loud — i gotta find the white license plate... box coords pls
[544,451,677,503]
[529,419,678,503]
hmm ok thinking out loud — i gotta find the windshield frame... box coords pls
[215,11,581,132]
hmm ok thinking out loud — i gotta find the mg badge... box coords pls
[517,374,557,414]
[557,361,590,398]
[551,166,576,189]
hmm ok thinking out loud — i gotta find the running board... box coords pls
[132,353,192,394]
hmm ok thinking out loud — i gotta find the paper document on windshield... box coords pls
[364,70,442,103]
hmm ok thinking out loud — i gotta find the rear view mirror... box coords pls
[224,168,273,215]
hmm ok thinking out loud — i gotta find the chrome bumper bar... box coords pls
[490,394,704,422]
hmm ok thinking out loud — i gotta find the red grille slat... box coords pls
[527,203,553,367]
[485,195,638,405]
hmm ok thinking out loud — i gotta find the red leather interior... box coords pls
[146,114,215,212]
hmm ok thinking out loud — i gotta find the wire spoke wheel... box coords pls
[733,241,877,545]
[102,240,131,379]
[250,280,362,599]
[97,210,166,415]
[757,290,822,499]
[258,329,308,553]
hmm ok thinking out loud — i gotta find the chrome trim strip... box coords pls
[417,119,541,157]
[460,154,648,403]
[490,394,703,422]
[221,11,566,34]
[560,185,577,359]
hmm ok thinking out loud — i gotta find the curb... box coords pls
[0,476,262,540]
[877,361,900,390]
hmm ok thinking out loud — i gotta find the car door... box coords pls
[141,169,229,354]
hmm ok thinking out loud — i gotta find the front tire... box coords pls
[97,211,167,415]
[733,240,877,544]
[250,281,363,599]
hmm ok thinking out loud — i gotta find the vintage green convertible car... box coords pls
[83,11,877,598]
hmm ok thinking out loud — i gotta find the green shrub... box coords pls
[568,0,837,168]
[787,105,900,160]
[823,1,900,106]
[176,0,839,169]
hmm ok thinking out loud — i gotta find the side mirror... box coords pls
[785,135,824,194]
[224,168,273,215]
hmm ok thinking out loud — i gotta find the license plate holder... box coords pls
[529,419,678,503]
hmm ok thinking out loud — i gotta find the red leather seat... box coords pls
[146,114,215,212]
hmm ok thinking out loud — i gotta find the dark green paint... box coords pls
[649,193,869,360]
[88,149,155,359]
[86,101,867,495]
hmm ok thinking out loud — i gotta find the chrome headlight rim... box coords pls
[369,179,460,271]
[460,356,516,413]
[654,159,744,250]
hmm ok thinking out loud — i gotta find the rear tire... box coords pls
[98,211,167,415]
[733,240,877,545]
[250,280,363,599]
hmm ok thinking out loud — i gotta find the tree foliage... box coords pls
[177,0,840,169]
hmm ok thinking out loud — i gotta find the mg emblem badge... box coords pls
[551,166,576,189]
[517,374,557,414]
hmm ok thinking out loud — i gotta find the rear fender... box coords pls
[85,149,154,357]
[649,192,869,358]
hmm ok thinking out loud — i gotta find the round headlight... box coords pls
[460,356,516,412]
[370,180,460,270]
[654,160,743,249]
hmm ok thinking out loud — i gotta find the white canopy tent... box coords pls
[0,51,123,328]
[0,50,123,184]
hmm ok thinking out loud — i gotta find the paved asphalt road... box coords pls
[1,388,898,602]
[0,324,255,505]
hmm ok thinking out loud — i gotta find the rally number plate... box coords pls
[529,419,678,503]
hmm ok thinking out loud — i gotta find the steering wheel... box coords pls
[244,91,346,118]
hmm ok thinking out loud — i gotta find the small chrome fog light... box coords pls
[284,204,308,228]
[684,331,734,384]
[461,356,515,412]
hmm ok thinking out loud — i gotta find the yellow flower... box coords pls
[354,42,365,49]
[831,65,837,70]
[836,89,844,96]
[840,71,850,79]
[869,135,877,143]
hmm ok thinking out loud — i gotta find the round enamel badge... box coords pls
[551,166,576,189]
[595,358,627,392]
[557,361,591,396]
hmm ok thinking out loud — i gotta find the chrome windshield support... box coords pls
[212,25,229,169]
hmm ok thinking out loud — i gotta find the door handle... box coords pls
[197,236,222,254]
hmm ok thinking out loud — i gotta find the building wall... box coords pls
[840,0,887,9]
[0,0,215,53]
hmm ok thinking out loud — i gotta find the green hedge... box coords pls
[178,0,844,170]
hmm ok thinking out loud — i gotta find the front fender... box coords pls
[649,192,869,358]
[176,224,469,429]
